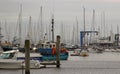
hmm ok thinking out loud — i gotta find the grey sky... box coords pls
[0,0,120,43]
[0,0,120,24]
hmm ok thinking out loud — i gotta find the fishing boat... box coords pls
[38,41,69,61]
[41,52,68,61]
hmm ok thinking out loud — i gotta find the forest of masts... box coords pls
[0,5,119,47]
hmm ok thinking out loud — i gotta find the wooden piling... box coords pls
[56,35,60,68]
[25,40,30,74]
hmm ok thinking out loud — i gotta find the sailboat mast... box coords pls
[27,16,32,39]
[92,9,95,43]
[92,9,95,31]
[5,20,7,41]
[37,6,43,42]
[72,24,75,45]
[34,22,37,44]
[4,20,10,42]
[110,25,113,42]
[100,12,103,37]
[76,17,79,45]
[117,25,119,34]
[116,25,119,46]
[0,21,1,36]
[61,22,64,43]
[103,11,105,37]
[40,6,43,40]
[0,21,2,43]
[83,7,86,45]
[18,4,22,45]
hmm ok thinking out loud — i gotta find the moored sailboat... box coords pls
[0,50,45,69]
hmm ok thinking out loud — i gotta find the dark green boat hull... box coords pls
[42,53,69,61]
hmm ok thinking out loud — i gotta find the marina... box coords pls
[0,51,120,74]
[0,0,120,74]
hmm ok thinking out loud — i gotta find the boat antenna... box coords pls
[51,14,54,42]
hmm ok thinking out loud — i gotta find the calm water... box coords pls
[1,51,120,74]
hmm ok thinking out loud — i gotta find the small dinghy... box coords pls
[80,51,89,57]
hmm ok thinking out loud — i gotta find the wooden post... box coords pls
[25,40,30,74]
[56,35,60,68]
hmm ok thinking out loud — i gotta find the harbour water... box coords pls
[1,51,120,74]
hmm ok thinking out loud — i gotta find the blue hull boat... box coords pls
[38,48,69,61]
[42,52,68,61]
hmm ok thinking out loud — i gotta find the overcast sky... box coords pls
[0,0,120,26]
[0,0,120,43]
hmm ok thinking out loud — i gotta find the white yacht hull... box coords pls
[0,59,23,69]
[0,59,45,69]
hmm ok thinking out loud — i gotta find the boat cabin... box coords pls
[41,41,56,48]
[0,50,18,59]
